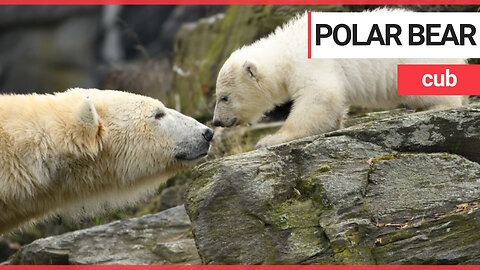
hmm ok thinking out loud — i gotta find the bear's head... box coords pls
[62,89,213,186]
[212,51,278,128]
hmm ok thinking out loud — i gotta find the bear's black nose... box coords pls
[212,119,223,127]
[202,128,214,142]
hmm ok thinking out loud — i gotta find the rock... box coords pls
[0,7,101,93]
[117,6,226,60]
[0,5,227,96]
[185,105,480,264]
[159,6,226,58]
[0,6,98,28]
[116,6,176,60]
[171,13,225,119]
[343,108,414,128]
[8,206,201,265]
[101,59,172,101]
[329,104,480,162]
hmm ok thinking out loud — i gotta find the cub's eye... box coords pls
[154,111,165,120]
[220,96,229,102]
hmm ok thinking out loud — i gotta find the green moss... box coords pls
[185,165,218,212]
[317,165,331,172]
[266,199,320,230]
[440,154,453,160]
[331,227,377,265]
[377,154,397,161]
[294,174,333,212]
[369,154,398,164]
[334,247,359,264]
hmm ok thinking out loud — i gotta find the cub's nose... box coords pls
[212,119,223,127]
[202,128,214,142]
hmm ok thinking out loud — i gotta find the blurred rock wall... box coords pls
[0,5,226,95]
[0,6,101,93]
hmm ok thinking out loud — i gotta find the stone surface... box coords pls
[8,206,201,265]
[185,105,480,265]
[329,104,480,162]
[0,9,101,93]
[0,6,98,28]
[101,59,173,101]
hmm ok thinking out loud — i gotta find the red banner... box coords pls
[398,64,480,95]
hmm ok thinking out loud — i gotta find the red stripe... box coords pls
[2,266,480,270]
[0,0,479,4]
[308,12,312,59]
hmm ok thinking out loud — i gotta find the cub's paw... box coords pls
[255,134,288,149]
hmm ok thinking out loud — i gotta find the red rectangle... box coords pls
[398,64,480,95]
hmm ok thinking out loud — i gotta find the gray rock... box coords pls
[343,108,414,128]
[118,5,226,60]
[0,13,100,93]
[329,104,480,162]
[101,59,172,101]
[185,105,480,264]
[8,205,201,265]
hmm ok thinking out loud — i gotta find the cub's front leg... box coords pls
[256,86,346,148]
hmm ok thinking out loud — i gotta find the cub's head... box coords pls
[66,89,213,181]
[213,53,275,128]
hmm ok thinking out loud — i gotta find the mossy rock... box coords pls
[185,104,480,264]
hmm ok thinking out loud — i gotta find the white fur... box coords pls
[213,10,467,148]
[0,88,209,234]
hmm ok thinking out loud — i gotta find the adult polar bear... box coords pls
[0,88,213,234]
[212,10,466,148]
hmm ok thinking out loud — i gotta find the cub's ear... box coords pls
[243,60,259,81]
[77,96,99,131]
[73,96,103,157]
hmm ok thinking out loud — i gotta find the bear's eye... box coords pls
[154,111,165,120]
[220,96,229,102]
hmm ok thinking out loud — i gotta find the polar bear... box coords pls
[0,88,213,234]
[212,11,467,148]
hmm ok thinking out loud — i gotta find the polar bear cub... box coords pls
[0,88,213,234]
[212,11,466,148]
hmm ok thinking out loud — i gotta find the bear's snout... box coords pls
[212,117,237,128]
[202,128,214,142]
[212,119,222,127]
[173,122,213,161]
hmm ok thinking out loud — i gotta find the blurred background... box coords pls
[1,4,479,262]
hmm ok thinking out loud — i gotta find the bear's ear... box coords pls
[73,96,103,157]
[243,60,259,81]
[77,96,99,130]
